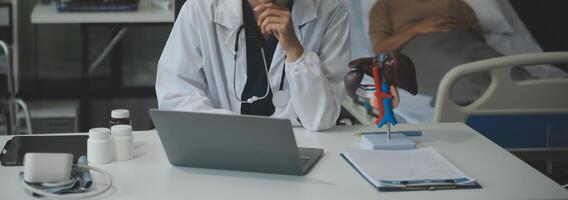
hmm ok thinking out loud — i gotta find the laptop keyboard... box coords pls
[299,157,309,166]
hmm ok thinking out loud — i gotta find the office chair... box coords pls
[0,40,32,135]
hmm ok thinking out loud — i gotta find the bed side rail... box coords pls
[434,52,568,122]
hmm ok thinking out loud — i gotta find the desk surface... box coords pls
[1,123,567,199]
[31,0,174,24]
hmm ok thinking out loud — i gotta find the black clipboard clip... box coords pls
[380,179,480,192]
[402,181,458,191]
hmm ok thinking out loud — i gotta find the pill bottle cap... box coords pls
[111,109,130,119]
[111,125,132,137]
[89,128,110,140]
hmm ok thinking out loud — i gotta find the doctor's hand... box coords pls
[255,1,304,62]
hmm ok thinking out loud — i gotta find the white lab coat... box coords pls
[156,0,350,131]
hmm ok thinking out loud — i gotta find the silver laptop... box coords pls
[149,109,323,175]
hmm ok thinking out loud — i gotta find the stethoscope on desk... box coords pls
[233,24,288,106]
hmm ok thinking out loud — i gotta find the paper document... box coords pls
[342,147,476,188]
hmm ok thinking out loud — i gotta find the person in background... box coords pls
[368,0,506,106]
[369,0,481,54]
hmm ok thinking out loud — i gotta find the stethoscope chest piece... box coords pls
[272,91,290,107]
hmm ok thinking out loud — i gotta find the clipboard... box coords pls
[340,149,482,192]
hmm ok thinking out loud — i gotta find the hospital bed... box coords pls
[342,0,568,124]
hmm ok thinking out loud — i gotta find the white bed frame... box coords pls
[434,52,568,122]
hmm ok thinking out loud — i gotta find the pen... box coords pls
[402,179,458,191]
[380,179,458,186]
[354,131,422,137]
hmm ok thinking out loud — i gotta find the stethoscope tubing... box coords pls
[233,24,286,104]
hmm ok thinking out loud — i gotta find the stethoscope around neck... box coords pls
[233,24,287,105]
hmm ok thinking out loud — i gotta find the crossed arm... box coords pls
[372,16,457,54]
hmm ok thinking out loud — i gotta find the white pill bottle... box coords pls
[111,125,133,161]
[87,128,113,164]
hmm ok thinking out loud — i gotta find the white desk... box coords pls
[1,123,567,199]
[31,0,174,24]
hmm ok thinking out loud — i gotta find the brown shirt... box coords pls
[369,0,480,46]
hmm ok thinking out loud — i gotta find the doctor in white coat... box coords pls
[156,0,350,131]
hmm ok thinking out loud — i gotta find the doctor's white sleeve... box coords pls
[283,3,350,131]
[155,4,232,114]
